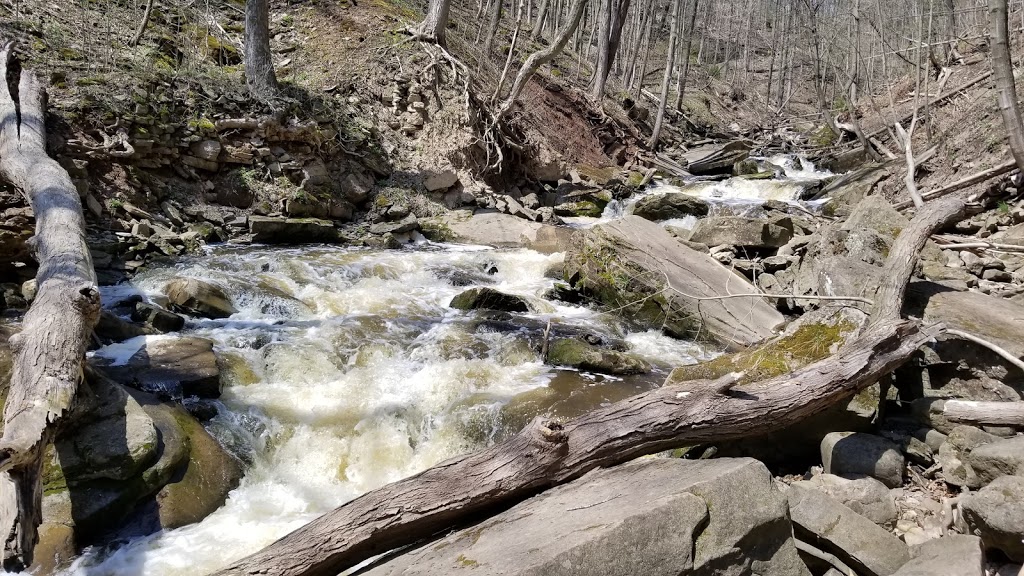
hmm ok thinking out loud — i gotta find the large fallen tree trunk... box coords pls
[0,42,100,569]
[215,196,967,576]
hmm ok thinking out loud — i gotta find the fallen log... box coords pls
[894,160,1017,209]
[0,42,100,569]
[214,196,966,576]
[943,400,1024,428]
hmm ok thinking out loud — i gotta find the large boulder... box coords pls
[788,483,911,576]
[813,163,890,217]
[41,373,238,555]
[546,338,650,375]
[688,215,795,249]
[686,140,752,175]
[821,432,906,488]
[959,475,1024,562]
[795,195,911,309]
[425,211,573,254]
[629,193,710,221]
[937,425,1000,488]
[449,287,531,313]
[564,216,785,348]
[360,458,809,576]
[793,474,897,527]
[891,535,984,576]
[165,277,237,319]
[90,336,223,399]
[248,215,341,244]
[968,435,1024,486]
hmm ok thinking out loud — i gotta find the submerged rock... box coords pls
[546,338,650,375]
[132,302,186,333]
[165,277,237,319]
[359,458,809,576]
[450,287,531,313]
[564,216,784,348]
[629,193,710,221]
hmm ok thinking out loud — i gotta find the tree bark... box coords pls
[530,0,550,38]
[648,0,681,148]
[591,0,631,101]
[494,0,590,120]
[0,41,101,571]
[413,0,454,45]
[245,0,278,98]
[673,0,700,109]
[482,0,504,56]
[989,0,1024,172]
[130,0,157,47]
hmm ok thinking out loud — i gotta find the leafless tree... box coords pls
[245,0,278,98]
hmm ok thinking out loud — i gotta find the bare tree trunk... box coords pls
[531,0,551,37]
[130,0,156,47]
[494,0,527,100]
[990,0,1024,172]
[212,195,968,576]
[673,0,700,109]
[483,0,504,55]
[495,0,590,120]
[649,0,682,148]
[0,41,101,571]
[413,0,454,45]
[245,0,278,98]
[591,0,632,101]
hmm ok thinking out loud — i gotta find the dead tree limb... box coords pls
[894,159,1017,209]
[213,196,967,576]
[864,71,993,141]
[129,0,157,47]
[0,42,100,570]
[931,399,1024,428]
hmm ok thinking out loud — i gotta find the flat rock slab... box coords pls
[788,483,911,576]
[436,211,573,253]
[360,458,809,576]
[893,535,984,576]
[564,215,785,348]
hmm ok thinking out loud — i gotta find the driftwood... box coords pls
[942,400,1024,428]
[214,197,966,576]
[0,43,100,569]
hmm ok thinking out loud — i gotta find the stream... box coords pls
[49,154,833,575]
[65,243,710,575]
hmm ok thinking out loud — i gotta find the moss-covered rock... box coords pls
[629,193,710,222]
[546,338,650,375]
[450,287,531,313]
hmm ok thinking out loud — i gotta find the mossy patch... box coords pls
[666,316,857,386]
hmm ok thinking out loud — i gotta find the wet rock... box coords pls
[892,535,984,576]
[937,425,1000,488]
[450,287,531,313]
[546,338,650,375]
[423,170,459,192]
[564,216,784,348]
[794,474,897,527]
[629,193,710,221]
[813,163,889,217]
[686,141,751,175]
[360,458,809,576]
[968,435,1024,485]
[427,211,573,254]
[688,216,794,249]
[248,215,340,244]
[132,302,186,333]
[959,475,1024,562]
[821,431,905,488]
[788,483,911,576]
[165,277,237,319]
[92,336,223,399]
[95,310,151,344]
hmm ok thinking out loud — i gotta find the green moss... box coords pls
[188,116,216,132]
[811,125,838,148]
[666,316,857,386]
[456,554,479,568]
[420,220,455,242]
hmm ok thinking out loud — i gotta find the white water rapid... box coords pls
[60,243,711,576]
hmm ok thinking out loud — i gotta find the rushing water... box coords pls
[61,242,710,575]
